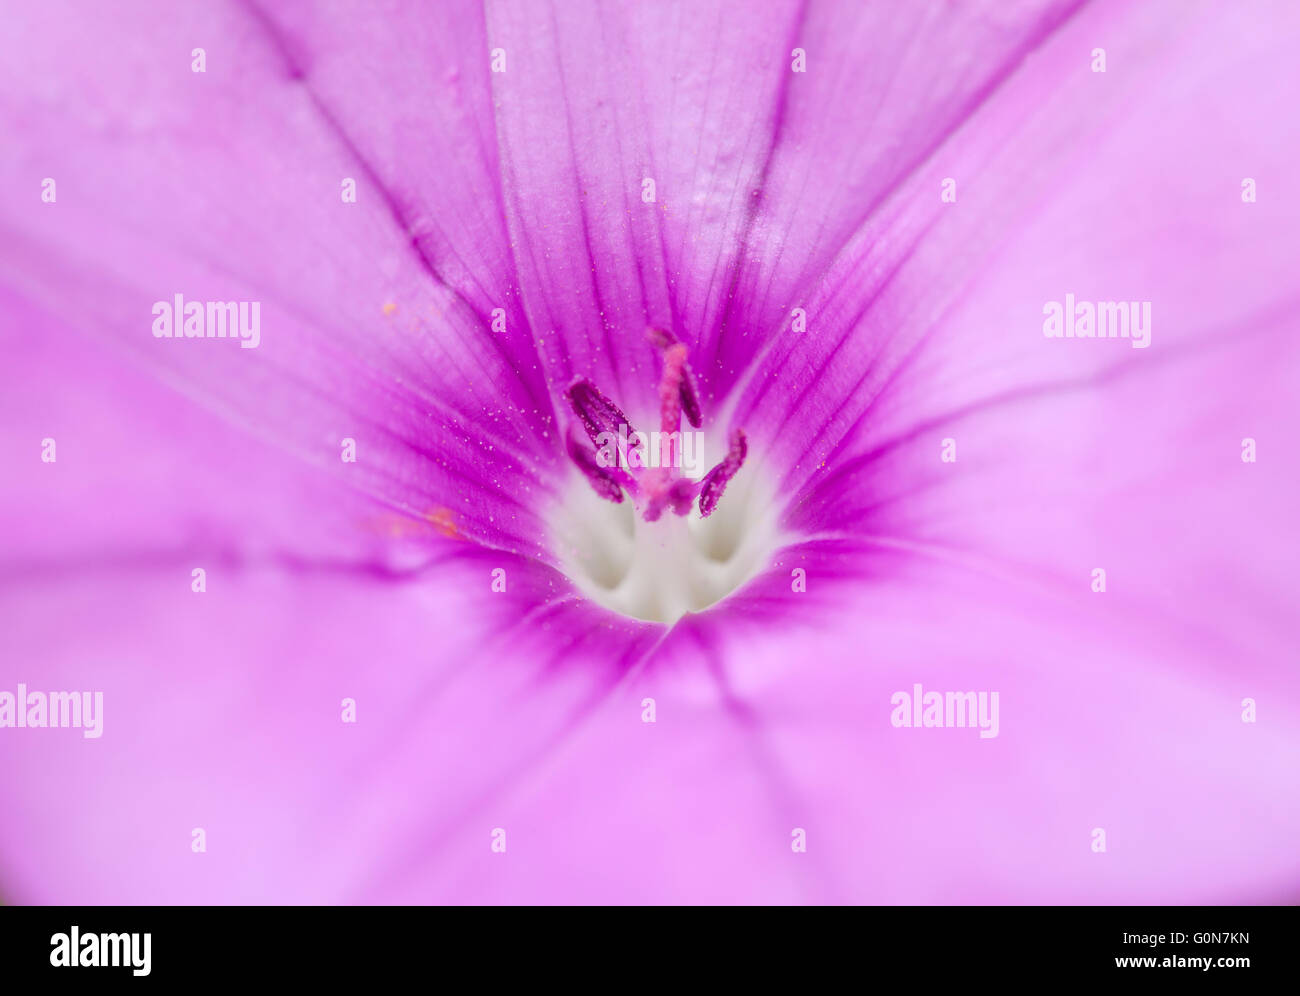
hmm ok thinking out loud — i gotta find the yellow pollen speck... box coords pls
[366,507,460,540]
[382,302,397,316]
[425,507,460,538]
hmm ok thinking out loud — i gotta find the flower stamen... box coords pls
[698,429,747,517]
[566,377,642,456]
[563,329,747,521]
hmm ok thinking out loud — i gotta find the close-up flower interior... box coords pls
[1,0,1297,912]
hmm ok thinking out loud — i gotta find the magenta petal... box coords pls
[0,292,383,570]
[733,2,1300,526]
[0,2,563,557]
[366,561,1300,903]
[0,551,664,903]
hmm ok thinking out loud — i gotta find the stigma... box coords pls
[564,329,747,522]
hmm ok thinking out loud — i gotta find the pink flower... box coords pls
[1,0,1297,903]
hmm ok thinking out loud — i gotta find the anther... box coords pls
[648,328,702,428]
[565,422,631,503]
[563,332,746,521]
[566,377,641,453]
[698,429,747,517]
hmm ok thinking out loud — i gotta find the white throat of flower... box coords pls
[551,461,783,624]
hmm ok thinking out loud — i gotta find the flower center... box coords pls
[551,329,778,623]
[551,442,781,623]
[563,328,747,522]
